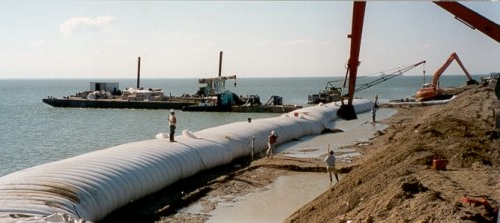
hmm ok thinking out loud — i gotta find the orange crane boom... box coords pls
[337,1,366,120]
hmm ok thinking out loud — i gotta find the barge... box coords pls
[42,97,196,110]
[182,94,301,112]
[307,60,426,104]
[43,53,301,113]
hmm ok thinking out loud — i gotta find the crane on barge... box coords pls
[354,60,426,93]
[338,1,500,120]
[308,60,426,104]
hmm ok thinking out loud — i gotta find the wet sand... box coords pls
[278,107,394,159]
[164,108,396,222]
[206,172,329,223]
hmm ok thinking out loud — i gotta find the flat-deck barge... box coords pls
[42,97,196,110]
[42,54,301,113]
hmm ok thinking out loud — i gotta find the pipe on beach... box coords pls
[0,99,373,222]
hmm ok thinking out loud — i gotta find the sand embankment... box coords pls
[286,83,500,222]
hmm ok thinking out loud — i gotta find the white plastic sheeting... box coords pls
[0,99,372,222]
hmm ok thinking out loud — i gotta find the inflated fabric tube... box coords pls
[0,99,372,222]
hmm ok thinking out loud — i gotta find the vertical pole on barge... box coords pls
[218,51,223,77]
[137,57,141,89]
[217,51,223,108]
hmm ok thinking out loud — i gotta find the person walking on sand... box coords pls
[266,130,279,158]
[168,109,177,142]
[324,150,339,182]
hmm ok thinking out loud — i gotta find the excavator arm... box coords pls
[416,52,477,101]
[339,1,497,114]
[430,52,475,88]
[337,1,366,120]
[434,2,500,43]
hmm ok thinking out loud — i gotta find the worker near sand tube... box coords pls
[168,109,177,142]
[324,146,339,182]
[266,130,279,158]
[371,105,377,123]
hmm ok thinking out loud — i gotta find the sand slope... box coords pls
[286,84,500,222]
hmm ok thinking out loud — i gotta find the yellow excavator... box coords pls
[415,52,477,101]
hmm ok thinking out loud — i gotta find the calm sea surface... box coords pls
[0,75,481,177]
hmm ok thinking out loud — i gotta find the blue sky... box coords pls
[0,1,499,79]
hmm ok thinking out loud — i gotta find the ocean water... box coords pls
[0,75,481,177]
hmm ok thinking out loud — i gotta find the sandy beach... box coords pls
[101,82,500,223]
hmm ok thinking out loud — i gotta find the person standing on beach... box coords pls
[168,109,177,142]
[371,105,377,123]
[266,130,279,158]
[324,150,339,182]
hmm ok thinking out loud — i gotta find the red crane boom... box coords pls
[434,2,500,43]
[337,1,366,120]
[337,1,500,119]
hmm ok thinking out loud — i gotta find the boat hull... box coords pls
[42,98,195,110]
[43,98,301,113]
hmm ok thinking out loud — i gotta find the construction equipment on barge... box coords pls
[43,52,299,113]
[308,60,426,104]
[182,51,299,112]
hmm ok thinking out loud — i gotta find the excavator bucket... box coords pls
[467,79,478,85]
[337,97,357,120]
[337,104,357,120]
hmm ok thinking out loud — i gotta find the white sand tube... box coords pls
[0,99,372,222]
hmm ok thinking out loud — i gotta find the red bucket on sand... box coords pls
[432,159,448,170]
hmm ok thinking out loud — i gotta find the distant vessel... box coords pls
[480,72,499,84]
[42,83,198,110]
[307,81,343,104]
[181,52,301,112]
[308,61,426,104]
[43,53,300,113]
[43,57,199,110]
[182,92,300,113]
